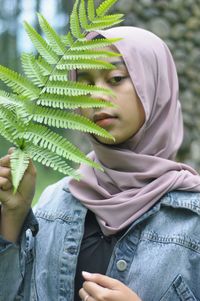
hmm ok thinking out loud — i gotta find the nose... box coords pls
[91,79,112,102]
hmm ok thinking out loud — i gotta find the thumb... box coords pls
[82,272,121,289]
[25,159,37,177]
[8,147,16,155]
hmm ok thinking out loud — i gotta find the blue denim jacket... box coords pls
[1,177,200,301]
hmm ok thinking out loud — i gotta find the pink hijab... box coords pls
[68,27,200,235]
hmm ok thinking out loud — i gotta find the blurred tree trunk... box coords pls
[0,0,21,70]
[59,0,73,14]
[58,0,73,31]
[36,0,41,12]
[35,0,42,34]
[0,0,21,148]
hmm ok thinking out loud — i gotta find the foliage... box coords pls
[0,0,123,192]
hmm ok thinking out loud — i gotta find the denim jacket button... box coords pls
[116,259,127,271]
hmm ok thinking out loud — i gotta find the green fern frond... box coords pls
[37,94,114,109]
[37,13,67,55]
[26,144,80,179]
[43,80,114,96]
[21,53,47,87]
[96,0,118,17]
[70,0,85,39]
[10,149,30,193]
[87,0,96,21]
[24,21,59,64]
[71,38,121,51]
[0,65,40,100]
[0,0,123,191]
[19,124,103,169]
[57,58,116,70]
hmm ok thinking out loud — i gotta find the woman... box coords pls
[1,26,200,301]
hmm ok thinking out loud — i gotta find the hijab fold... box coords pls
[68,27,200,235]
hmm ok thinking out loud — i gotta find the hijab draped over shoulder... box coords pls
[68,26,200,235]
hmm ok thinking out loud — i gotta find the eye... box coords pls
[78,77,93,85]
[108,76,127,85]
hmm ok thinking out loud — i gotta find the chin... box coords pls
[95,135,124,145]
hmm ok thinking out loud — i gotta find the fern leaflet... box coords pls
[37,13,67,55]
[63,50,120,60]
[26,144,80,180]
[70,0,85,39]
[96,0,118,17]
[37,94,114,109]
[70,38,122,51]
[10,149,30,193]
[0,65,40,100]
[43,80,114,96]
[24,21,59,64]
[87,0,96,21]
[57,58,116,70]
[21,53,47,87]
[30,107,114,139]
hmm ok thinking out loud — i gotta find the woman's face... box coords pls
[78,46,145,145]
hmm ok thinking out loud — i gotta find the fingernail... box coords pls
[82,271,92,278]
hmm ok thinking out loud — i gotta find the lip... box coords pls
[93,113,116,122]
[93,113,117,128]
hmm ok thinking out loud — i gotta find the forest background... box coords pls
[0,0,200,203]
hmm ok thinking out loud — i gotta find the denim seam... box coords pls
[35,211,73,222]
[164,192,200,214]
[141,231,200,253]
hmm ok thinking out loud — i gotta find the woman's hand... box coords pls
[79,272,142,301]
[0,148,37,243]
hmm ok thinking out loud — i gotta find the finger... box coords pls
[0,167,12,180]
[83,281,111,301]
[0,155,11,168]
[0,177,12,191]
[0,185,13,204]
[82,272,120,290]
[8,147,16,155]
[79,288,95,301]
[83,279,142,301]
[24,159,37,177]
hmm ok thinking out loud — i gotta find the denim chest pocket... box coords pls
[160,275,197,301]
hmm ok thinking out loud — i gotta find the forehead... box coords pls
[77,45,126,76]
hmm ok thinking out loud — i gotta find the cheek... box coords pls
[80,108,92,119]
[134,97,145,127]
[122,93,145,130]
[130,103,145,131]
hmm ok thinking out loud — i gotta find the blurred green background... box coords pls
[0,0,200,204]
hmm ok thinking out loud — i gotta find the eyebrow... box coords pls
[77,61,126,77]
[110,61,125,66]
